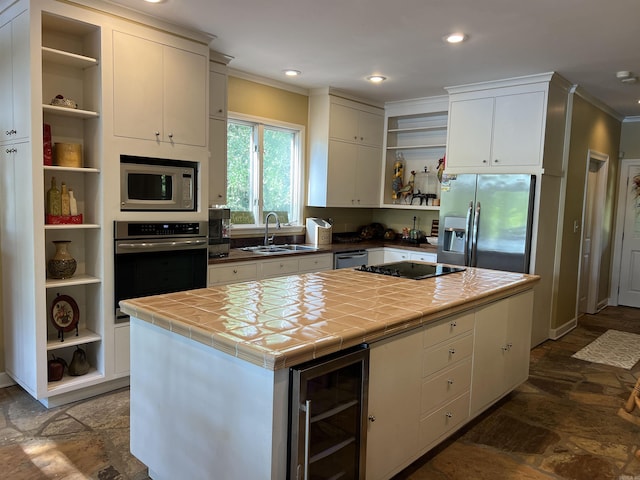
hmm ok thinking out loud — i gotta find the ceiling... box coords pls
[108,0,640,118]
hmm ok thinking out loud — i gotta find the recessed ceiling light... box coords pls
[367,75,387,83]
[444,32,468,44]
[144,0,165,3]
[283,69,301,77]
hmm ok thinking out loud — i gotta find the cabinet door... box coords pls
[383,248,410,263]
[354,145,381,207]
[409,252,437,263]
[470,299,509,415]
[358,110,383,147]
[446,97,493,169]
[492,91,545,167]
[504,291,534,390]
[326,140,357,206]
[329,102,359,142]
[209,68,227,120]
[0,13,29,143]
[163,46,207,146]
[367,330,422,480]
[0,20,12,141]
[113,31,163,141]
[209,118,227,206]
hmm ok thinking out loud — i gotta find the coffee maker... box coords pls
[208,207,230,257]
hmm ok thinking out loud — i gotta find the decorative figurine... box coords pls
[391,154,405,203]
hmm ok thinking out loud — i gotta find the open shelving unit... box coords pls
[381,97,448,210]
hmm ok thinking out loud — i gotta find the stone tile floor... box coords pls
[0,306,639,480]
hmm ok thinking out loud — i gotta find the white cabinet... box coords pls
[113,31,207,146]
[209,60,227,120]
[0,10,29,144]
[308,92,384,207]
[471,290,534,416]
[409,251,437,263]
[208,59,228,206]
[381,96,448,209]
[367,327,422,479]
[383,247,410,263]
[367,310,474,480]
[445,77,550,173]
[207,253,333,286]
[366,248,385,265]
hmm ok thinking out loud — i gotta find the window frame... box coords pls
[226,112,305,234]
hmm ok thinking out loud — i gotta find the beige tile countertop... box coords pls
[120,266,539,370]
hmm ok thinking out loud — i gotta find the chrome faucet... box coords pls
[264,211,281,246]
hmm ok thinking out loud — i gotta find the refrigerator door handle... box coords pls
[465,201,474,266]
[471,202,481,267]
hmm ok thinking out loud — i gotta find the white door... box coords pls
[578,171,596,313]
[618,163,640,307]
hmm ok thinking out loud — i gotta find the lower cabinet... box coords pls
[208,253,333,286]
[366,290,533,480]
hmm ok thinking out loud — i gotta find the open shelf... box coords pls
[42,104,99,119]
[42,46,97,68]
[47,328,101,350]
[45,274,101,288]
[47,368,104,394]
[44,165,100,174]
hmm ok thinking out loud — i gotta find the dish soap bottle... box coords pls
[46,177,61,216]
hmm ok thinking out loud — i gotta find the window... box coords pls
[226,114,303,227]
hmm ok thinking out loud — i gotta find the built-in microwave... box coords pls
[120,155,197,211]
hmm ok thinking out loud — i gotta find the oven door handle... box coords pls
[116,239,207,253]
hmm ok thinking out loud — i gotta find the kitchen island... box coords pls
[121,265,539,480]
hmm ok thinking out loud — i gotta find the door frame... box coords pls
[610,158,640,305]
[576,149,609,315]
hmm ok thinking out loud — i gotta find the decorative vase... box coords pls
[47,240,77,279]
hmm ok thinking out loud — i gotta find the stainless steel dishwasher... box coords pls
[288,344,370,480]
[334,249,368,269]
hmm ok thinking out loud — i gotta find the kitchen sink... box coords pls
[240,244,319,255]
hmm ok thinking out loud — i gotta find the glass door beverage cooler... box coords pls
[288,344,370,480]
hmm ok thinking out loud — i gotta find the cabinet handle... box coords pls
[445,412,453,419]
[368,415,376,422]
[448,348,456,355]
[303,400,311,480]
[447,379,454,385]
[6,148,17,154]
[501,344,509,352]
[493,159,499,163]
[507,342,513,350]
[482,159,488,163]
[353,135,358,140]
[233,269,238,274]
[450,321,457,328]
[218,108,223,113]
[168,133,174,139]
[5,129,16,135]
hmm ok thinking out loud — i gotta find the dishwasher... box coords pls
[334,250,368,269]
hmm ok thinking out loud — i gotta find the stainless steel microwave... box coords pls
[120,155,197,211]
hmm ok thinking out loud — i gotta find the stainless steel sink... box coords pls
[240,244,319,255]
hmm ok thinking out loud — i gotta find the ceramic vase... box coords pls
[47,240,77,279]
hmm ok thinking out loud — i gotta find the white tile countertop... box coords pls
[119,266,539,370]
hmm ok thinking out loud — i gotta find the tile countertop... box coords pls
[209,240,437,264]
[120,267,539,371]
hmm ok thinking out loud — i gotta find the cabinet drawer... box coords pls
[423,333,473,378]
[261,258,299,278]
[298,254,332,273]
[208,262,257,285]
[419,392,470,451]
[423,311,474,349]
[421,359,472,414]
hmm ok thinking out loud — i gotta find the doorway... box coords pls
[577,150,609,315]
[613,159,640,307]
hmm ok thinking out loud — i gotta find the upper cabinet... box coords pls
[208,57,229,206]
[308,91,384,207]
[381,96,448,210]
[113,31,208,147]
[0,10,30,144]
[445,73,563,174]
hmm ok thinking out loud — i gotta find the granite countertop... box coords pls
[209,240,437,264]
[120,266,539,370]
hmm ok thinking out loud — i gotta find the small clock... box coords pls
[50,294,79,341]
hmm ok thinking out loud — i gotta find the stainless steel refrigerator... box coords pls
[437,174,536,273]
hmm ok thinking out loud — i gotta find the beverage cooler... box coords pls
[288,345,370,480]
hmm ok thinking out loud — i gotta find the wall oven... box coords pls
[114,221,208,322]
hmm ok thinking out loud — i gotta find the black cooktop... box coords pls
[356,261,466,280]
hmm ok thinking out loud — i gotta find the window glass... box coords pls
[227,117,302,227]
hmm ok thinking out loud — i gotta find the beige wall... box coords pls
[621,121,640,159]
[228,76,308,127]
[553,94,621,329]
